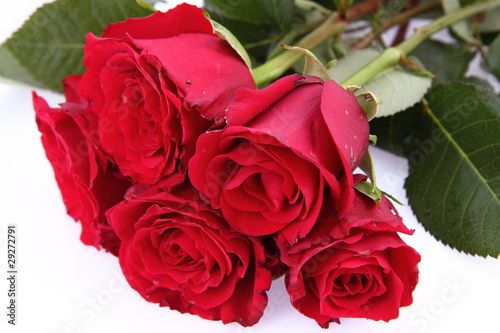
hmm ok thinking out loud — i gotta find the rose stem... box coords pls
[340,0,500,87]
[390,0,421,47]
[251,0,385,86]
[351,0,441,50]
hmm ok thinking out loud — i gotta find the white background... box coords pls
[1,1,499,333]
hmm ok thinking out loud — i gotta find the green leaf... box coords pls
[0,46,43,88]
[369,104,427,157]
[267,30,299,59]
[442,0,476,43]
[309,0,336,11]
[0,0,150,92]
[329,48,377,84]
[403,55,436,79]
[202,5,274,64]
[332,0,354,11]
[462,76,494,90]
[478,8,500,33]
[204,0,266,24]
[329,48,432,117]
[405,82,500,257]
[258,0,295,31]
[411,39,475,84]
[479,31,500,46]
[487,34,500,81]
[371,75,496,158]
[295,0,333,13]
[361,69,431,117]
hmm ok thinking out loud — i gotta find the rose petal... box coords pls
[103,4,215,39]
[132,33,256,120]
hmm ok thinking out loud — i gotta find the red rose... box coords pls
[34,75,131,255]
[107,184,272,326]
[188,75,369,244]
[79,4,256,184]
[281,177,420,327]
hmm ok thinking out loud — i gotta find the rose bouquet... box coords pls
[2,0,499,330]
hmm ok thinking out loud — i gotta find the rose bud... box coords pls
[79,4,256,184]
[281,177,420,327]
[189,74,369,245]
[107,183,272,326]
[34,75,131,255]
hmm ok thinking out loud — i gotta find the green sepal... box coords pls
[136,0,157,11]
[354,180,383,204]
[358,147,377,191]
[356,91,380,121]
[204,11,253,69]
[282,45,330,80]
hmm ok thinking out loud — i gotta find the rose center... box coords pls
[334,273,369,295]
[161,229,200,267]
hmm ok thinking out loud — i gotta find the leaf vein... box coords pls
[425,102,499,205]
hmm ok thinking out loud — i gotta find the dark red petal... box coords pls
[102,4,215,39]
[218,240,272,326]
[346,180,413,234]
[182,266,240,309]
[287,272,341,328]
[220,199,286,235]
[223,181,268,212]
[225,74,313,126]
[386,246,420,306]
[188,130,225,201]
[107,199,151,241]
[62,75,84,104]
[320,80,369,171]
[132,33,255,120]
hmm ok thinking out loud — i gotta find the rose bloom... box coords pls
[79,4,256,184]
[34,75,131,255]
[189,74,369,244]
[280,176,420,327]
[107,183,272,326]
